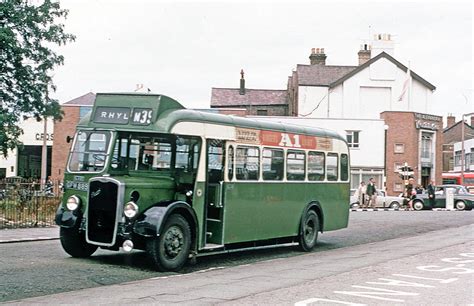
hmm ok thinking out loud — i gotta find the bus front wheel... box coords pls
[298,210,319,251]
[60,227,98,258]
[147,214,191,272]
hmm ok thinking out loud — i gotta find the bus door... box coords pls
[205,139,225,247]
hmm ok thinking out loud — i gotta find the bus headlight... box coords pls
[124,201,139,218]
[66,195,81,211]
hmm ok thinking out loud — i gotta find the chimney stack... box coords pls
[371,33,395,57]
[471,116,474,127]
[358,43,371,65]
[447,114,456,128]
[309,48,327,65]
[239,69,245,95]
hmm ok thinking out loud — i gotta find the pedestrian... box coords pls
[427,179,436,208]
[366,178,377,208]
[415,185,423,194]
[357,181,366,208]
[404,178,416,210]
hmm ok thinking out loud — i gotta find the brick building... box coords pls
[381,111,443,195]
[51,92,95,181]
[442,115,474,172]
[210,70,289,116]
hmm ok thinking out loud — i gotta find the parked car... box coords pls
[350,189,404,209]
[467,186,474,195]
[412,185,474,211]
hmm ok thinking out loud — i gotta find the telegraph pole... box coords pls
[460,111,474,185]
[40,116,47,186]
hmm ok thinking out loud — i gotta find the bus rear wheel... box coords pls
[147,214,191,272]
[298,210,319,251]
[60,227,98,258]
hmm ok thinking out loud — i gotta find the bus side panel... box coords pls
[316,182,350,231]
[222,182,260,244]
[222,182,349,244]
[193,181,207,248]
[252,182,349,239]
[252,183,301,239]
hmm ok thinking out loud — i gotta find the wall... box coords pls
[453,138,474,172]
[51,106,81,182]
[0,118,54,178]
[298,57,433,119]
[297,86,329,117]
[381,111,443,195]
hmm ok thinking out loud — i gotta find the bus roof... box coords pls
[78,93,345,142]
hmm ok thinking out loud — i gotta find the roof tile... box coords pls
[63,92,96,106]
[296,65,357,86]
[211,88,287,107]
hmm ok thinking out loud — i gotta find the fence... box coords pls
[0,178,62,229]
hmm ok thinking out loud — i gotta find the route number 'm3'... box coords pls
[132,109,153,125]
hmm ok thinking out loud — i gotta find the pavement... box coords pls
[0,226,59,244]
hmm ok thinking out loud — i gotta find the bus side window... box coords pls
[262,148,283,180]
[287,150,305,181]
[340,154,349,181]
[308,151,325,181]
[236,146,260,180]
[327,153,338,181]
[227,146,234,181]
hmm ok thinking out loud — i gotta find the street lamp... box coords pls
[460,111,474,185]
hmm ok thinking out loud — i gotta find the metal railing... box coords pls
[0,178,62,229]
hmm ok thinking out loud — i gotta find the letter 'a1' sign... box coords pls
[93,107,153,125]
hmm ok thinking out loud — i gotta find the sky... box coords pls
[52,0,473,120]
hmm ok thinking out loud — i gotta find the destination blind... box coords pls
[93,107,153,125]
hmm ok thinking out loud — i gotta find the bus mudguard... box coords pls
[133,201,198,239]
[301,201,324,233]
[55,205,82,228]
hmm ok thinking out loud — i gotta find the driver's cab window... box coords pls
[68,130,111,172]
[129,139,171,171]
[111,134,200,173]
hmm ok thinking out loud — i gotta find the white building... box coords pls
[0,118,54,178]
[288,35,436,120]
[453,138,474,172]
[284,34,437,190]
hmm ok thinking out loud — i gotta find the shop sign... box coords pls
[416,120,439,130]
[35,133,54,141]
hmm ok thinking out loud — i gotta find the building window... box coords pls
[346,131,360,148]
[454,150,462,167]
[350,168,383,190]
[394,143,405,154]
[257,109,268,116]
[394,182,403,192]
[421,133,432,160]
[394,162,403,173]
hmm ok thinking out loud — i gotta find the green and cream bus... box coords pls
[56,93,350,271]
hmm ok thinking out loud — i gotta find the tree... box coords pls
[0,0,75,157]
